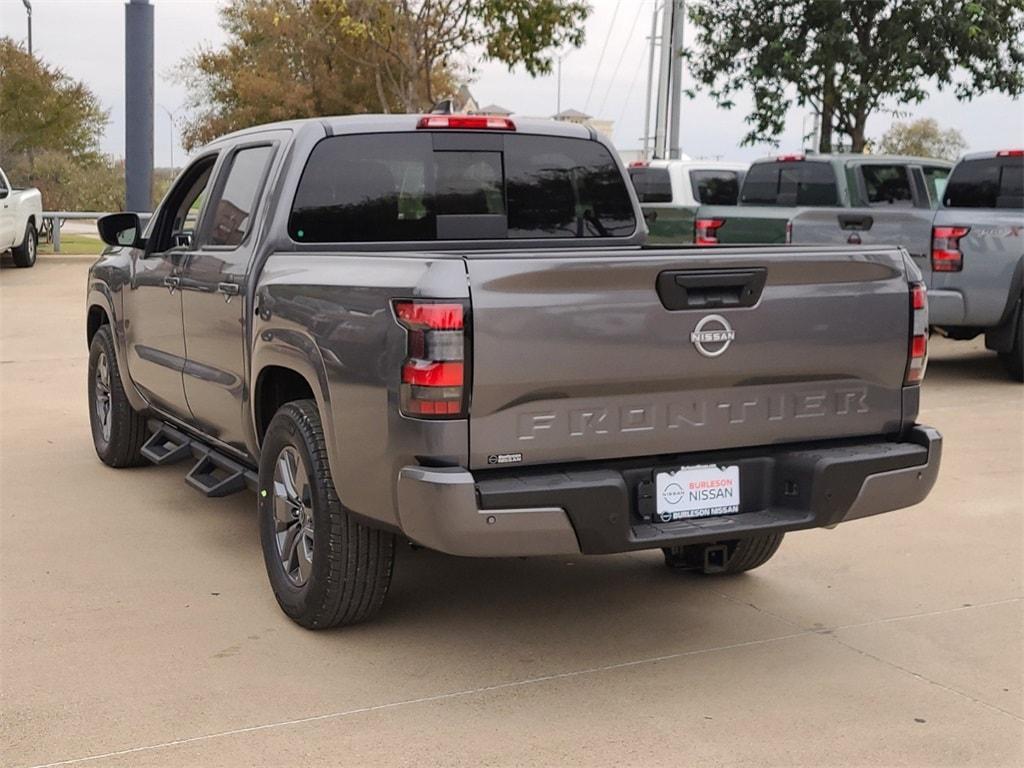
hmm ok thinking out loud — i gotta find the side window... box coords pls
[629,167,673,203]
[922,166,950,207]
[204,145,275,247]
[861,164,913,207]
[150,156,217,253]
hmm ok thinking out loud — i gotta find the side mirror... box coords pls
[97,212,144,248]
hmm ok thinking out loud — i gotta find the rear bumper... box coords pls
[396,426,942,557]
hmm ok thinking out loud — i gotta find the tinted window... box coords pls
[861,164,913,207]
[740,161,838,206]
[206,145,275,246]
[944,157,1024,208]
[690,170,741,204]
[289,132,635,242]
[629,167,672,203]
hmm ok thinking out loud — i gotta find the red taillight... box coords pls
[629,160,649,168]
[997,149,1024,157]
[905,281,928,385]
[911,282,926,310]
[394,300,468,418]
[776,153,805,162]
[695,218,725,245]
[785,220,793,244]
[416,115,516,131]
[931,226,969,272]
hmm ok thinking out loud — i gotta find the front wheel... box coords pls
[663,533,785,575]
[88,325,149,467]
[11,221,37,268]
[258,400,395,629]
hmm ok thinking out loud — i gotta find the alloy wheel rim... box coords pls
[94,351,112,442]
[272,446,314,587]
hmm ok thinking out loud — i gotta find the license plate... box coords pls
[654,464,740,522]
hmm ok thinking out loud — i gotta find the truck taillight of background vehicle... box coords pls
[393,300,469,418]
[905,282,928,385]
[695,218,725,245]
[931,226,970,272]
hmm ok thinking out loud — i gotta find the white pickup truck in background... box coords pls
[0,167,42,268]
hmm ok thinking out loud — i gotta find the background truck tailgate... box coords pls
[466,246,911,469]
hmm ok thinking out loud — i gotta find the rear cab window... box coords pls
[289,132,637,242]
[944,155,1024,209]
[860,164,914,207]
[740,160,838,206]
[689,170,742,204]
[628,166,673,203]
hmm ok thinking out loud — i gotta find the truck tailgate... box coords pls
[466,246,910,470]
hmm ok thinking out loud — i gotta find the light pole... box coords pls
[21,0,32,55]
[158,104,180,172]
[556,50,570,115]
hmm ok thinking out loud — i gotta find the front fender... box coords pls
[87,257,148,412]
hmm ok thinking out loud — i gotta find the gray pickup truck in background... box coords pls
[697,153,951,247]
[87,115,941,629]
[926,150,1024,381]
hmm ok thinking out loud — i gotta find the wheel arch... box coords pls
[253,365,318,443]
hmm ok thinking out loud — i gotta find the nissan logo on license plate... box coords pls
[690,314,735,358]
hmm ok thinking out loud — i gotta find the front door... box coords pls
[122,155,217,419]
[179,143,277,451]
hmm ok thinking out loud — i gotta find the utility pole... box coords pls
[642,2,660,160]
[21,0,32,55]
[652,0,673,158]
[667,0,685,160]
[125,0,154,212]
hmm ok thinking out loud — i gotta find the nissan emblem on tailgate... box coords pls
[690,315,736,358]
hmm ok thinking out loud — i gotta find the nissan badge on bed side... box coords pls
[86,114,942,629]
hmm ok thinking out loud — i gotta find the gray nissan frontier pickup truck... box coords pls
[88,114,942,629]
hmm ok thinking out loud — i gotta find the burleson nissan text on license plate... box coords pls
[655,464,740,521]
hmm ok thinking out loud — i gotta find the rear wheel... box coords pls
[663,533,784,575]
[11,221,37,268]
[998,295,1023,382]
[88,325,149,467]
[258,399,395,629]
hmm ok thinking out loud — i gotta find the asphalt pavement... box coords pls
[2,256,1021,767]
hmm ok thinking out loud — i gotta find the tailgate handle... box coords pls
[657,268,767,311]
[839,214,873,231]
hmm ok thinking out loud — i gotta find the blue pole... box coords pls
[125,0,154,212]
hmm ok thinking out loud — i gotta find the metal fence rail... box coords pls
[42,211,149,252]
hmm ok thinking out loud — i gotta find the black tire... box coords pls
[663,533,785,575]
[998,296,1023,383]
[88,324,149,467]
[11,221,37,268]
[258,399,395,629]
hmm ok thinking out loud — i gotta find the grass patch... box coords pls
[39,233,106,256]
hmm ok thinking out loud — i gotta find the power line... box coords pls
[596,0,648,117]
[582,0,623,114]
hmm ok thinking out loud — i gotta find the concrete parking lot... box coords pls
[2,256,1022,767]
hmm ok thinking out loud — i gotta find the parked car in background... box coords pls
[694,154,951,250]
[629,159,747,244]
[0,167,42,268]
[87,114,941,629]
[926,149,1024,381]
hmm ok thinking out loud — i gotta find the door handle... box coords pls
[163,276,180,293]
[838,214,873,231]
[657,268,768,310]
[217,282,240,303]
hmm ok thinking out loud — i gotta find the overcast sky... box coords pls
[2,0,1021,166]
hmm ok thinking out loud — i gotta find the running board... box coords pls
[144,420,257,498]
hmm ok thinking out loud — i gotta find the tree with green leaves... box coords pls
[179,0,589,150]
[0,37,127,210]
[878,117,967,160]
[684,0,1024,152]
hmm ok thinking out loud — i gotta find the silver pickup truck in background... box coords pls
[926,150,1024,381]
[87,115,942,629]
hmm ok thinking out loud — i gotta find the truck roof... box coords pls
[210,113,595,146]
[750,153,953,167]
[634,158,748,172]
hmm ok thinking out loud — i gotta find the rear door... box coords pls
[466,246,912,469]
[179,140,278,450]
